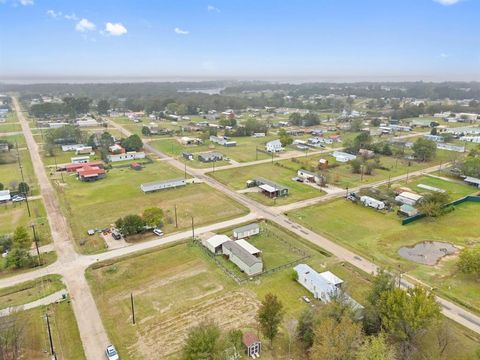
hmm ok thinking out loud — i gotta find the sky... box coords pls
[1,0,479,82]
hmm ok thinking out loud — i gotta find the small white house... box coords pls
[140,178,186,193]
[332,151,357,163]
[233,223,260,239]
[360,196,385,210]
[71,156,90,164]
[265,139,284,153]
[294,264,343,302]
[62,144,85,152]
[107,151,145,163]
[395,191,423,206]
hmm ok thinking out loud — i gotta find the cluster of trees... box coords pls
[417,192,451,217]
[458,246,480,277]
[44,125,86,156]
[115,207,164,236]
[412,138,437,162]
[225,118,268,137]
[3,226,34,269]
[120,134,143,152]
[29,97,92,118]
[460,146,480,178]
[181,272,446,360]
[278,128,293,147]
[289,112,321,127]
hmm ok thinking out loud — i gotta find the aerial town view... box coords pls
[1,0,480,359]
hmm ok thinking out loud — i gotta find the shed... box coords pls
[464,176,480,188]
[222,241,263,276]
[254,177,289,198]
[242,332,261,358]
[236,239,261,256]
[0,190,11,202]
[204,234,230,254]
[233,223,260,239]
[398,204,418,217]
[395,191,423,206]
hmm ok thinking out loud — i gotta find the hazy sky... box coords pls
[1,0,479,82]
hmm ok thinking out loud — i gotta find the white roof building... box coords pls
[0,190,11,202]
[204,234,231,254]
[236,239,261,256]
[395,191,423,206]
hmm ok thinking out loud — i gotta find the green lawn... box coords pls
[21,301,85,360]
[407,175,478,199]
[0,198,52,245]
[0,123,22,133]
[287,187,480,313]
[0,112,18,124]
[209,158,326,206]
[0,251,57,280]
[0,147,39,195]
[0,274,64,309]
[86,221,371,360]
[55,160,248,253]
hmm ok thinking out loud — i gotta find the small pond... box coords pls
[398,241,458,266]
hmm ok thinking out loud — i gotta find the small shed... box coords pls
[0,190,11,203]
[130,162,142,170]
[204,234,230,254]
[398,204,418,217]
[395,191,423,206]
[242,332,261,358]
[233,223,260,239]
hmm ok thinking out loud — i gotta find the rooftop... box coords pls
[223,241,262,267]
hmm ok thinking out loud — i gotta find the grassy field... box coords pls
[287,180,480,313]
[55,160,248,253]
[407,175,479,199]
[0,251,57,280]
[209,158,326,206]
[0,123,22,133]
[21,301,85,360]
[0,274,64,309]
[0,198,52,245]
[0,146,39,194]
[86,221,372,359]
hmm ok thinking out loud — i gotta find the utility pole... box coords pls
[130,293,136,325]
[16,141,31,217]
[31,224,41,265]
[345,186,349,198]
[174,205,178,228]
[271,151,274,164]
[184,162,187,179]
[212,159,215,173]
[191,216,195,242]
[256,146,258,161]
[45,313,56,359]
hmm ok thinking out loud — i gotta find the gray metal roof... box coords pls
[141,178,185,188]
[222,241,262,267]
[233,223,260,234]
[254,177,288,191]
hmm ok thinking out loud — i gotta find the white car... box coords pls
[11,195,26,203]
[302,295,311,304]
[153,228,164,237]
[106,345,119,360]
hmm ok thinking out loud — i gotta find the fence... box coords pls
[402,195,480,225]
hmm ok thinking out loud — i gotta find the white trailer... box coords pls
[360,196,385,210]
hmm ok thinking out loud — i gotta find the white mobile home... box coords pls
[332,151,357,163]
[71,156,90,164]
[233,223,260,239]
[140,178,186,193]
[360,196,385,210]
[395,191,423,206]
[222,241,263,276]
[294,264,342,302]
[107,151,146,163]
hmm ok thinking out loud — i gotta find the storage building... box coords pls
[233,223,260,239]
[222,241,263,276]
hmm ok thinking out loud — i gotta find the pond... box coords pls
[398,241,458,265]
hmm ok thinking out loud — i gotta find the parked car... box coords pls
[105,345,119,360]
[153,228,164,237]
[302,296,311,304]
[111,229,122,240]
[11,195,26,203]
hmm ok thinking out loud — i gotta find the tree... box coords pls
[356,334,397,360]
[182,322,221,360]
[142,126,151,136]
[289,112,303,126]
[223,329,243,360]
[5,248,32,269]
[17,182,29,195]
[87,134,97,149]
[297,308,315,349]
[99,132,115,149]
[417,191,450,217]
[457,246,480,276]
[412,138,436,162]
[0,311,27,360]
[351,119,364,132]
[176,104,188,116]
[121,134,143,152]
[257,293,284,347]
[461,157,480,178]
[311,315,364,360]
[353,131,372,151]
[97,99,110,115]
[115,214,145,236]
[12,226,30,250]
[278,128,293,147]
[379,287,441,359]
[142,207,164,228]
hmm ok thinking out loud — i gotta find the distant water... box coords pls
[180,88,225,95]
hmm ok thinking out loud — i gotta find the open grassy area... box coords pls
[21,301,85,360]
[55,160,248,253]
[287,181,480,313]
[86,220,373,359]
[0,123,22,133]
[0,274,64,309]
[0,146,39,194]
[0,199,52,245]
[407,175,479,199]
[209,158,326,206]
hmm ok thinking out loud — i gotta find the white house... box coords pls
[294,264,343,302]
[71,156,90,164]
[265,139,284,153]
[233,223,260,239]
[395,191,423,206]
[332,151,357,163]
[62,144,85,152]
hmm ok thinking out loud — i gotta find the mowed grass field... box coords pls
[0,274,64,309]
[209,159,326,206]
[20,301,85,360]
[56,160,248,253]
[287,179,480,313]
[86,221,374,360]
[0,146,39,194]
